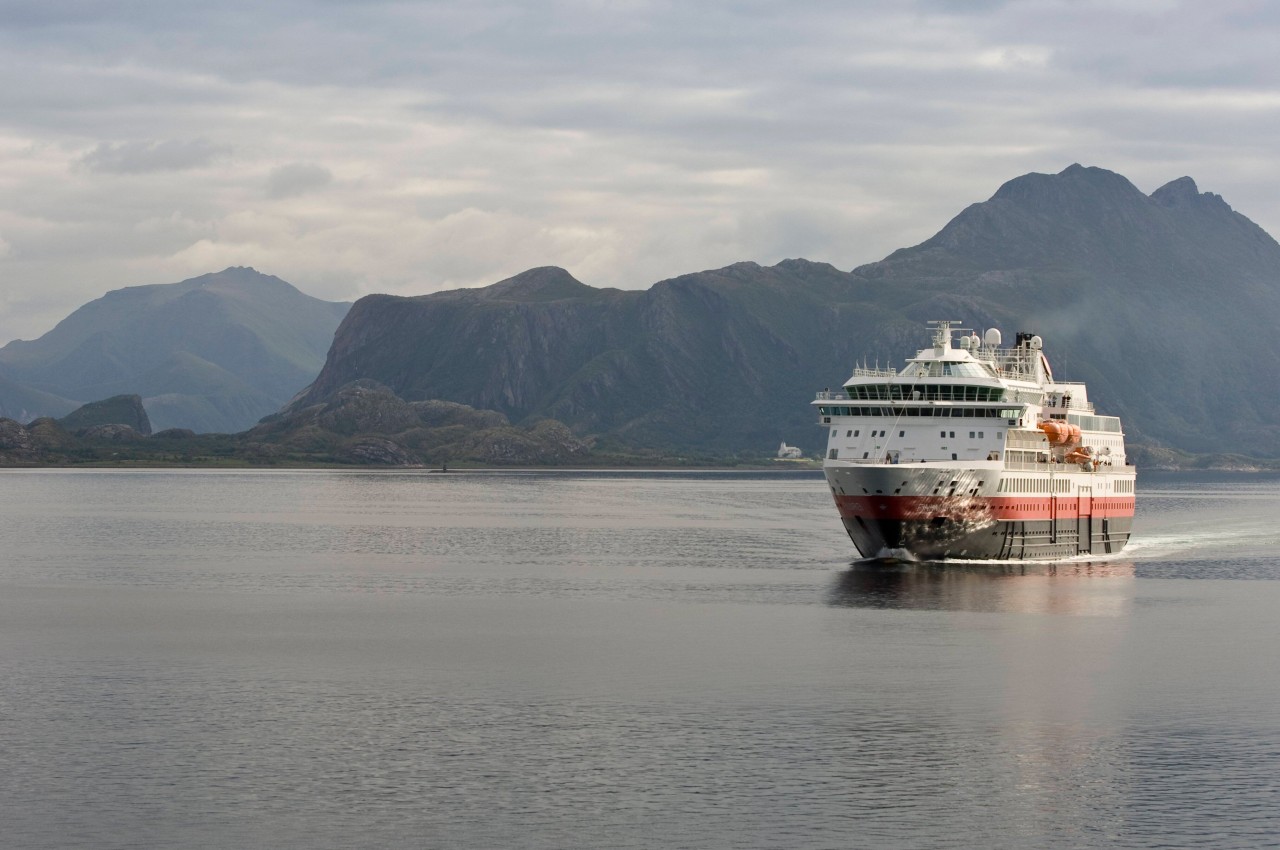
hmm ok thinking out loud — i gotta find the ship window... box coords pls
[949,431,955,438]
[831,429,837,436]
[829,449,838,459]
[846,430,852,437]
[969,431,975,439]
[862,452,869,459]
[854,430,860,437]
[979,432,984,438]
[952,453,957,460]
[940,431,946,438]
[899,430,905,437]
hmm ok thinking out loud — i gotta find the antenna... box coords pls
[927,319,964,350]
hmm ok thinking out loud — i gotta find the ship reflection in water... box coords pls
[829,560,1136,616]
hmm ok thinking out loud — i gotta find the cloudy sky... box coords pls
[1,0,1277,342]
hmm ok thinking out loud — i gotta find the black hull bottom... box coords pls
[842,515,1133,561]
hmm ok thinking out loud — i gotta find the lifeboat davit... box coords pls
[1038,420,1081,446]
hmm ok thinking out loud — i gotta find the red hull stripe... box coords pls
[833,494,1135,522]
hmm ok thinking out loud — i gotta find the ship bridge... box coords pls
[842,321,1007,402]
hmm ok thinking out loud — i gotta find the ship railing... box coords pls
[1006,435,1050,449]
[851,367,898,378]
[830,456,1004,466]
[987,351,1038,378]
[1043,400,1097,413]
[1003,460,1053,471]
[1044,381,1096,412]
[814,391,849,401]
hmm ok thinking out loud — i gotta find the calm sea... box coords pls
[1,469,1277,849]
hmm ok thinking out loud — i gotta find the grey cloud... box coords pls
[266,163,334,198]
[916,0,1009,13]
[77,139,231,174]
[4,0,1280,343]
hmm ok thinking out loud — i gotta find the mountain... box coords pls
[292,165,1280,459]
[0,267,350,433]
[290,263,855,453]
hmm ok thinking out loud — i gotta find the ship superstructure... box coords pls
[814,321,1135,560]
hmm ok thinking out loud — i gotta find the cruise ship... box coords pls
[814,321,1135,560]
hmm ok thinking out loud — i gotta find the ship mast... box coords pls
[927,320,963,353]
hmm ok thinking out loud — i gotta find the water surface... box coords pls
[1,469,1277,848]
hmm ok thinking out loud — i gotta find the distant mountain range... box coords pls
[292,165,1280,459]
[4,164,1278,462]
[0,268,349,433]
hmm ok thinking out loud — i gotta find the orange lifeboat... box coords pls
[1064,445,1094,465]
[1038,420,1081,446]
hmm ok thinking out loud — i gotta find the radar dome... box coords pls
[1030,335,1043,350]
[984,328,1002,346]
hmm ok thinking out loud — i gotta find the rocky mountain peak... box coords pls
[1150,175,1199,202]
[480,266,595,302]
[1150,176,1233,214]
[990,164,1146,209]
